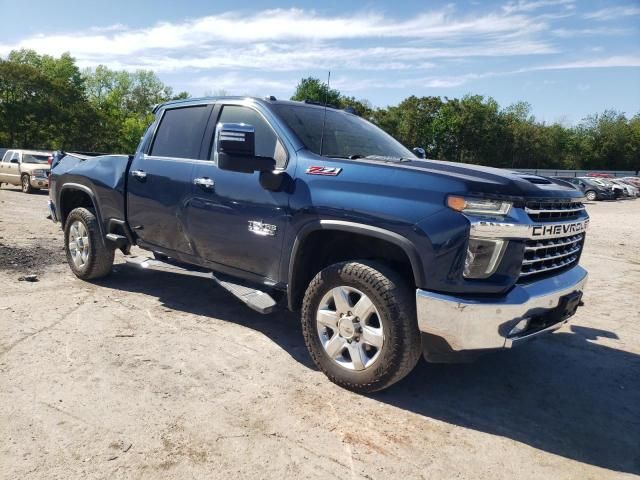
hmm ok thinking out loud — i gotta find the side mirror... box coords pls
[216,123,275,174]
[10,158,19,164]
[412,147,426,159]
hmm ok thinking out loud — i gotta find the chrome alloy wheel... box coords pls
[22,176,29,192]
[316,286,384,371]
[68,220,90,269]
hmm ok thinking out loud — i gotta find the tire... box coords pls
[301,260,422,393]
[64,207,114,280]
[585,190,597,201]
[21,174,33,193]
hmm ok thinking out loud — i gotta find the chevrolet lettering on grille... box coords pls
[531,220,589,239]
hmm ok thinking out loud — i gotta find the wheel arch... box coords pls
[58,183,106,240]
[286,220,425,311]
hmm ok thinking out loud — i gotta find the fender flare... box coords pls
[286,220,426,310]
[58,183,106,241]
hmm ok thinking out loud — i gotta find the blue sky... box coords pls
[1,0,639,123]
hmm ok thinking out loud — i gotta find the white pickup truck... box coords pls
[0,149,52,193]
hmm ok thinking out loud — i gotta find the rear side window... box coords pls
[1,151,12,162]
[150,106,210,159]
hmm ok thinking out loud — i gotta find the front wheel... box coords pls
[21,175,33,193]
[585,190,597,201]
[301,261,422,393]
[64,207,114,280]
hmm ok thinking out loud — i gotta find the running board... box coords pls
[124,256,277,314]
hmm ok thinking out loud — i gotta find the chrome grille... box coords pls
[525,199,585,222]
[520,234,584,279]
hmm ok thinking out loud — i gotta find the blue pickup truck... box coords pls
[48,96,589,392]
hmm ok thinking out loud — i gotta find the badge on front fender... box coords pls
[306,166,342,176]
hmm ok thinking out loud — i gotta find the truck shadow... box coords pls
[98,264,314,368]
[97,265,639,475]
[377,325,640,475]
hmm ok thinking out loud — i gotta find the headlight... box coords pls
[447,196,512,216]
[463,237,507,279]
[32,169,47,177]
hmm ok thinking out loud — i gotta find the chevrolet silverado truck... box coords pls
[48,97,589,392]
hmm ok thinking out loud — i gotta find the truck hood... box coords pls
[361,157,583,199]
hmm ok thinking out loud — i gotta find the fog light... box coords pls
[463,237,507,279]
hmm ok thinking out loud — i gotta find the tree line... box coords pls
[1,51,638,172]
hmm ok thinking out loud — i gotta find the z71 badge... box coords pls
[306,166,342,176]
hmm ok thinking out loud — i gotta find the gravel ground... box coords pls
[0,185,639,480]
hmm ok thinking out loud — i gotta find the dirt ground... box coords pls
[0,185,638,480]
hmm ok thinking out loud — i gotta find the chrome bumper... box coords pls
[416,265,588,352]
[30,176,49,188]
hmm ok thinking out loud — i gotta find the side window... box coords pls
[214,105,287,168]
[11,152,20,163]
[1,151,12,163]
[150,106,210,159]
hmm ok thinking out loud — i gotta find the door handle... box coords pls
[131,170,147,180]
[194,177,215,189]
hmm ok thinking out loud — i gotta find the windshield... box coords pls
[273,104,414,159]
[22,154,49,164]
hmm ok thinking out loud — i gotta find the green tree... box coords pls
[0,49,94,149]
[82,66,190,152]
[291,77,341,106]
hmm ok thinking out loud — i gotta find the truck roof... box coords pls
[154,96,347,114]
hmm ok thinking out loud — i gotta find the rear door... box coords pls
[184,103,292,281]
[126,104,213,255]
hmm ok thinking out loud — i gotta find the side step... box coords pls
[124,256,277,314]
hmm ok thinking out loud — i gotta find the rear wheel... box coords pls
[64,207,114,280]
[21,175,33,193]
[585,190,597,201]
[301,261,422,393]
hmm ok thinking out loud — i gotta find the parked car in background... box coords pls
[620,177,640,189]
[610,179,639,198]
[554,176,615,201]
[584,177,623,199]
[586,173,613,178]
[0,149,51,193]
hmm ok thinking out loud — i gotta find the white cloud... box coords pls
[503,0,575,14]
[0,7,552,70]
[0,7,548,63]
[584,6,640,20]
[532,55,640,70]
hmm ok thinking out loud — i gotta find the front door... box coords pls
[126,104,213,255]
[0,150,13,183]
[185,104,292,282]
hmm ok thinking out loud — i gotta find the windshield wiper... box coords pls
[324,154,413,162]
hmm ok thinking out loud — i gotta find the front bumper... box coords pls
[30,176,49,188]
[416,265,588,358]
